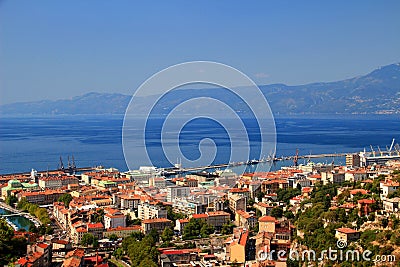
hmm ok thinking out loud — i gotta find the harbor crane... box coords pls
[59,156,64,170]
[395,144,400,156]
[377,146,383,156]
[389,138,395,151]
[370,145,376,157]
[294,148,299,167]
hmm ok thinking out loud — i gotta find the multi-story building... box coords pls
[18,190,65,205]
[346,154,361,167]
[321,171,345,185]
[380,180,400,198]
[258,216,277,233]
[172,197,207,215]
[142,218,172,234]
[227,230,255,263]
[16,242,52,267]
[229,194,246,212]
[383,197,400,212]
[104,209,126,229]
[137,202,167,220]
[38,176,79,189]
[87,222,104,240]
[335,227,360,242]
[1,179,39,199]
[103,225,142,238]
[149,177,166,188]
[119,194,140,210]
[167,186,190,202]
[235,210,257,229]
[190,211,230,231]
[253,202,274,216]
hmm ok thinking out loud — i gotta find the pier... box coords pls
[0,166,95,177]
[161,152,349,175]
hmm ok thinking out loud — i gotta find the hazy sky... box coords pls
[1,1,399,104]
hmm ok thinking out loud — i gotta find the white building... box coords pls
[137,202,167,220]
[104,209,126,229]
[380,181,400,198]
[167,186,190,202]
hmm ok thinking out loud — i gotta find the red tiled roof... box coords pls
[192,213,209,219]
[37,243,49,249]
[259,216,276,223]
[358,199,375,204]
[239,231,249,246]
[350,189,368,195]
[336,227,359,234]
[87,222,104,229]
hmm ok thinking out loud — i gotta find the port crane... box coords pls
[377,146,383,156]
[294,148,299,167]
[395,144,400,156]
[389,138,396,151]
[370,145,376,157]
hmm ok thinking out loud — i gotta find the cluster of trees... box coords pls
[292,178,400,267]
[277,187,301,204]
[91,209,105,223]
[57,193,73,207]
[271,206,284,218]
[5,195,18,206]
[0,218,28,266]
[166,206,185,226]
[81,233,98,247]
[221,222,235,235]
[183,218,214,240]
[122,230,159,267]
[126,213,141,226]
[16,198,53,234]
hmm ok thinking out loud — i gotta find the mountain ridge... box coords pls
[1,63,399,115]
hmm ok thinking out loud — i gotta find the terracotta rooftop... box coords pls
[336,227,359,234]
[259,215,277,223]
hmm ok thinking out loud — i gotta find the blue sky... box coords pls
[1,1,399,104]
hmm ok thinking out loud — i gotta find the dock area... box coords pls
[0,202,41,228]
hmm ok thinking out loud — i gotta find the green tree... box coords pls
[183,218,215,239]
[284,210,294,219]
[126,235,159,266]
[57,193,73,207]
[138,258,158,267]
[109,233,118,241]
[221,223,235,235]
[166,206,185,225]
[92,209,105,223]
[271,206,284,218]
[0,218,28,266]
[81,233,94,246]
[161,227,174,243]
[113,247,124,259]
[5,195,18,206]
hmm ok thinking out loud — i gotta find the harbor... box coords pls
[0,202,41,230]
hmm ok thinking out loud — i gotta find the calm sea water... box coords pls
[0,208,34,231]
[0,115,399,174]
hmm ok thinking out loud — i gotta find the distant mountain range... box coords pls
[1,63,399,115]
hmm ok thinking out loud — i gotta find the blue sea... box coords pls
[0,114,399,174]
